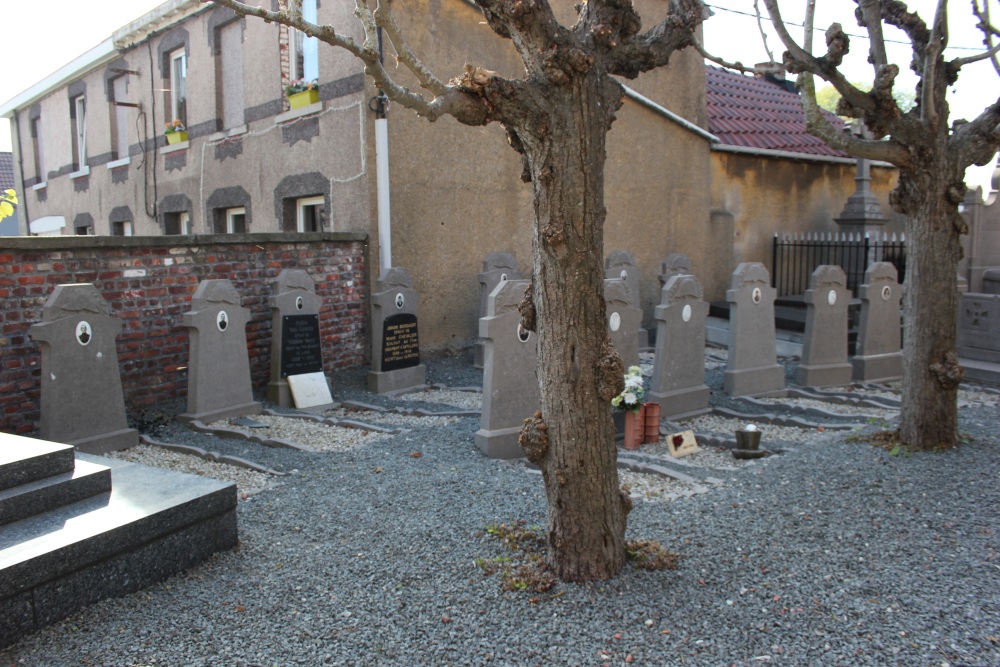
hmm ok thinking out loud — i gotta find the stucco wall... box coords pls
[708,149,902,301]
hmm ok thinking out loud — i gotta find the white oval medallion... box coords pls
[395,293,405,309]
[827,289,837,306]
[217,311,230,332]
[76,321,92,346]
[682,304,692,322]
[620,269,628,281]
[516,324,530,343]
[295,296,304,311]
[881,286,892,301]
[752,287,762,304]
[609,312,621,332]
[499,273,508,282]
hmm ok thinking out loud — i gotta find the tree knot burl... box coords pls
[517,284,536,332]
[930,350,964,390]
[519,410,549,464]
[596,336,625,403]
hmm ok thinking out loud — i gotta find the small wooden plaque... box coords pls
[667,429,700,458]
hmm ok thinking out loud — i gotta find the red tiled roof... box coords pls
[706,66,849,158]
[0,153,14,192]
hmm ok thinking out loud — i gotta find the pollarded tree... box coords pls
[757,0,999,450]
[209,0,707,581]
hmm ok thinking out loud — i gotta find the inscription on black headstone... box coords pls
[381,313,420,372]
[281,314,323,377]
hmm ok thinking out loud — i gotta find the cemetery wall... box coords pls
[0,233,368,435]
[708,151,903,301]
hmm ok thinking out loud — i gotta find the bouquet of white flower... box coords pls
[610,365,645,411]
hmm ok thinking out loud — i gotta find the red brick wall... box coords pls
[0,233,369,435]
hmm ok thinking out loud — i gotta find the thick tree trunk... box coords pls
[516,74,630,581]
[896,163,965,450]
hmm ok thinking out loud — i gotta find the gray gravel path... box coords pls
[3,355,998,667]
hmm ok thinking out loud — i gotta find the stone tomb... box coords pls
[267,269,330,408]
[28,283,138,454]
[723,263,786,397]
[475,279,539,460]
[604,279,643,369]
[474,252,524,368]
[178,279,262,423]
[368,268,427,394]
[796,265,854,387]
[852,262,904,382]
[605,250,649,349]
[658,252,693,289]
[649,274,710,418]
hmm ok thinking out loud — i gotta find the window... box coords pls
[169,49,187,126]
[76,224,94,235]
[296,196,325,232]
[289,0,318,83]
[226,207,246,233]
[165,211,191,235]
[71,95,87,170]
[30,117,45,182]
[217,22,244,129]
[110,76,129,160]
[112,220,133,236]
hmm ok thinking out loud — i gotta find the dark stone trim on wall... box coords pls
[104,58,132,102]
[73,213,94,232]
[157,28,190,78]
[34,187,46,203]
[89,152,115,168]
[206,186,252,233]
[273,172,329,231]
[207,6,245,54]
[165,152,187,172]
[48,164,76,181]
[321,73,365,101]
[73,175,90,193]
[282,117,320,147]
[24,177,39,188]
[67,80,87,100]
[109,206,134,224]
[214,138,244,162]
[245,100,284,124]
[159,194,194,234]
[111,166,129,185]
[28,105,41,123]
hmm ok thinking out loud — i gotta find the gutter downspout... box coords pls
[373,27,392,273]
[10,112,29,234]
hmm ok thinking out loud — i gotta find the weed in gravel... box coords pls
[476,520,556,594]
[625,539,680,571]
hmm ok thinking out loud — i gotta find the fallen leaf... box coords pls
[625,656,634,663]
[441,615,452,623]
[373,467,383,474]
[614,633,622,640]
[235,605,246,612]
[408,452,423,458]
[817,426,826,432]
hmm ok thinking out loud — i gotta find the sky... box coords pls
[1,0,997,192]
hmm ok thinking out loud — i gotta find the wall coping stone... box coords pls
[0,231,368,251]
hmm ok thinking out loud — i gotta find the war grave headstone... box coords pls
[178,279,262,423]
[266,269,332,409]
[474,252,524,368]
[28,283,138,454]
[475,279,540,460]
[852,262,904,382]
[957,291,1000,383]
[723,263,786,396]
[796,265,853,387]
[649,274,711,418]
[605,250,649,349]
[604,279,643,369]
[658,252,693,289]
[368,267,427,394]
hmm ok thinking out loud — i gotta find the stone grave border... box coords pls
[138,434,290,477]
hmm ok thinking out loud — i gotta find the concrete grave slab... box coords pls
[649,274,710,418]
[475,279,539,460]
[604,279,642,369]
[796,265,853,387]
[723,263,786,396]
[178,279,262,424]
[606,250,649,349]
[853,262,904,381]
[368,268,427,394]
[28,284,138,454]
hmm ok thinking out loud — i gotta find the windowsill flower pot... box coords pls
[286,79,319,110]
[165,131,188,145]
[164,119,187,145]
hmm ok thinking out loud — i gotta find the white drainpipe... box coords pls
[375,114,392,272]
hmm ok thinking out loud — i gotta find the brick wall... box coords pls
[0,233,369,435]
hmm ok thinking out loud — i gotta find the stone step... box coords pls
[0,444,237,649]
[0,459,112,528]
[0,435,75,493]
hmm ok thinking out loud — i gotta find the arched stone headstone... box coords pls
[179,279,262,423]
[658,253,693,289]
[267,269,327,407]
[28,283,138,453]
[605,250,649,349]
[796,265,853,387]
[474,252,524,368]
[723,263,785,396]
[475,279,538,459]
[649,274,710,418]
[853,262,903,381]
[604,279,642,369]
[368,267,427,393]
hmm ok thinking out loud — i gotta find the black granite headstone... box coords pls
[280,314,323,377]
[380,313,420,372]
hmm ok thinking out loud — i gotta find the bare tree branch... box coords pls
[971,0,1000,74]
[691,36,771,75]
[754,0,776,62]
[372,0,448,96]
[952,39,1000,66]
[802,0,815,52]
[605,0,708,78]
[918,0,949,126]
[857,0,889,70]
[950,97,1000,168]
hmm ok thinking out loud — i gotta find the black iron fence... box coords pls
[772,232,906,297]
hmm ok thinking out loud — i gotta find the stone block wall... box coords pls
[0,233,368,435]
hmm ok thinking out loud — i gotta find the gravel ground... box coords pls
[3,354,998,667]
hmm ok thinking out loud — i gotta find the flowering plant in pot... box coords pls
[285,78,319,108]
[163,119,187,144]
[611,365,645,449]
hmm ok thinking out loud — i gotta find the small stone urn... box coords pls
[733,423,768,459]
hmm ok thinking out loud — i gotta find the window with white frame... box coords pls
[289,0,319,83]
[296,196,325,232]
[165,211,191,235]
[71,95,87,171]
[112,220,133,236]
[169,48,187,126]
[226,207,246,234]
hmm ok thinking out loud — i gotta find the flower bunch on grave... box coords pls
[611,365,644,412]
[163,119,186,135]
[285,78,318,97]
